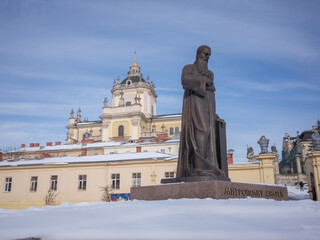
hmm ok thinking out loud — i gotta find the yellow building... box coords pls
[0,152,277,209]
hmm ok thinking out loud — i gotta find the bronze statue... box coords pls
[177,45,225,178]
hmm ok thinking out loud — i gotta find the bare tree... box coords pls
[101,185,111,202]
[44,189,59,205]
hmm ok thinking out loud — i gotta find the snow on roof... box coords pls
[152,113,182,119]
[76,121,102,125]
[0,152,177,167]
[15,138,180,153]
[16,141,123,152]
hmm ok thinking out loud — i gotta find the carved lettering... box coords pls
[266,190,283,198]
[224,187,263,197]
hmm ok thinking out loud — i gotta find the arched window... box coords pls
[169,127,174,135]
[82,131,91,140]
[126,101,131,106]
[118,125,124,137]
[175,127,179,133]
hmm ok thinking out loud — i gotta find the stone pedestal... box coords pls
[255,153,278,185]
[131,180,288,201]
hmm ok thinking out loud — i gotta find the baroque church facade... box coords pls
[66,54,181,144]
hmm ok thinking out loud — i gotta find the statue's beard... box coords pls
[195,59,209,76]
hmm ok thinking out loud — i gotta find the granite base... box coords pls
[161,175,230,184]
[131,180,288,201]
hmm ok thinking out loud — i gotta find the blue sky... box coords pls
[0,0,319,162]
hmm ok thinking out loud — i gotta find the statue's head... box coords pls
[196,45,211,62]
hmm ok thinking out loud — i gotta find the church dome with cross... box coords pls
[120,52,147,85]
[111,52,157,117]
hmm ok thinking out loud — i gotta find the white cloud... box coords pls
[226,78,320,93]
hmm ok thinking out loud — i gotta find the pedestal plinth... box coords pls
[131,180,288,201]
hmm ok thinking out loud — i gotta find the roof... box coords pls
[0,152,177,167]
[76,120,102,125]
[14,141,123,153]
[299,130,313,141]
[152,113,182,119]
[121,75,146,84]
[10,137,180,153]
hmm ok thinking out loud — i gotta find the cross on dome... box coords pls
[130,51,139,68]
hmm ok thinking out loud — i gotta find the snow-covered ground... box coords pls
[0,187,319,240]
[287,185,310,200]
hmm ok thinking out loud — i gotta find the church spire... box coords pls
[131,51,139,68]
[128,51,141,77]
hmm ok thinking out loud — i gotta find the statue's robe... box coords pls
[177,63,224,178]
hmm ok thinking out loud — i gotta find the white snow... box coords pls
[0,197,319,240]
[16,141,123,152]
[287,185,310,200]
[0,152,176,167]
[13,138,180,153]
[153,114,182,118]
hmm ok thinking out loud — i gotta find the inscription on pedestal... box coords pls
[224,187,263,197]
[224,187,284,198]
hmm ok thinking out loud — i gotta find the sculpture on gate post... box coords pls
[176,45,227,179]
[257,135,269,154]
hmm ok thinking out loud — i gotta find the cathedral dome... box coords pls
[121,76,146,85]
[120,52,146,85]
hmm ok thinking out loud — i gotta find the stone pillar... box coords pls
[102,121,111,142]
[305,151,320,201]
[295,154,303,181]
[131,119,139,140]
[273,154,280,184]
[256,153,277,184]
[296,154,302,174]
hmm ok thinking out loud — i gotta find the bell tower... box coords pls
[110,52,157,117]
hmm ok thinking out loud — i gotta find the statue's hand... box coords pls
[205,77,213,86]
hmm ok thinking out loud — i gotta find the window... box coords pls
[111,173,120,189]
[30,176,38,192]
[4,177,12,192]
[82,131,91,140]
[132,173,141,187]
[161,149,165,154]
[165,172,175,179]
[169,127,174,135]
[175,127,179,133]
[126,101,131,106]
[50,175,58,191]
[78,175,87,190]
[118,125,124,137]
